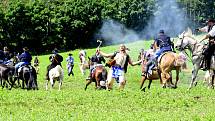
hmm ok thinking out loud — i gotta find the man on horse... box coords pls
[86,52,106,80]
[197,19,215,70]
[144,30,174,76]
[46,48,63,80]
[14,47,32,77]
[97,44,140,90]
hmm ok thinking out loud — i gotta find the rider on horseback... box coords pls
[86,52,106,80]
[144,30,174,76]
[46,48,63,80]
[197,19,215,70]
[14,47,32,77]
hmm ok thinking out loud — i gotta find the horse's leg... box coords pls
[85,80,92,90]
[2,79,5,89]
[21,79,25,89]
[174,68,180,89]
[140,76,146,91]
[161,72,167,88]
[148,79,152,89]
[58,79,62,91]
[0,78,2,88]
[189,65,199,89]
[209,70,215,89]
[158,70,162,84]
[50,79,54,89]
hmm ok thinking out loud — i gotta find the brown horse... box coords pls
[85,57,107,90]
[158,52,185,88]
[139,50,162,91]
[140,49,186,90]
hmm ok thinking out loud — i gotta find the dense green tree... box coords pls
[0,0,214,54]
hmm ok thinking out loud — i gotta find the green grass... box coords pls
[1,39,215,121]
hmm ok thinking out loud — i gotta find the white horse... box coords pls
[175,29,215,89]
[46,65,64,91]
[79,50,89,75]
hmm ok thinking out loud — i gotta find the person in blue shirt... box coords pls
[66,53,74,76]
[14,47,32,77]
[144,30,174,76]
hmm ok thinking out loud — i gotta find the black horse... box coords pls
[0,64,14,89]
[13,65,38,90]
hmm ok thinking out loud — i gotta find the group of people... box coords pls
[0,46,33,77]
[0,18,214,90]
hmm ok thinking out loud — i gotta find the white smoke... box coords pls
[97,0,190,43]
[141,0,189,38]
[98,20,140,45]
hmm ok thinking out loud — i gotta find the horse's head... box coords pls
[175,29,197,51]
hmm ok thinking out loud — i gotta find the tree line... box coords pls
[0,0,214,54]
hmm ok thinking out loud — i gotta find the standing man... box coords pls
[197,19,215,70]
[66,53,74,76]
[97,44,140,90]
[144,30,173,76]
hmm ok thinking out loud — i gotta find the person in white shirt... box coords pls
[197,19,215,70]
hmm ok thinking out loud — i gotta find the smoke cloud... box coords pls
[140,0,188,38]
[98,20,140,45]
[97,0,189,44]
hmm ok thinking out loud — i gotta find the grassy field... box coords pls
[1,39,215,121]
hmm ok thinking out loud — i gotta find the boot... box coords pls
[13,68,18,78]
[144,59,155,76]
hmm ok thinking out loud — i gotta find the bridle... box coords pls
[178,33,199,62]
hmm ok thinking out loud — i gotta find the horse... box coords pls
[175,29,215,89]
[13,65,38,90]
[85,56,107,90]
[0,64,14,89]
[158,51,185,88]
[138,49,161,91]
[142,44,186,89]
[46,65,64,91]
[79,50,89,75]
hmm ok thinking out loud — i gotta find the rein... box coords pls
[179,35,199,62]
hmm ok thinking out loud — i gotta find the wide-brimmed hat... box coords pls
[23,47,29,51]
[207,19,215,23]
